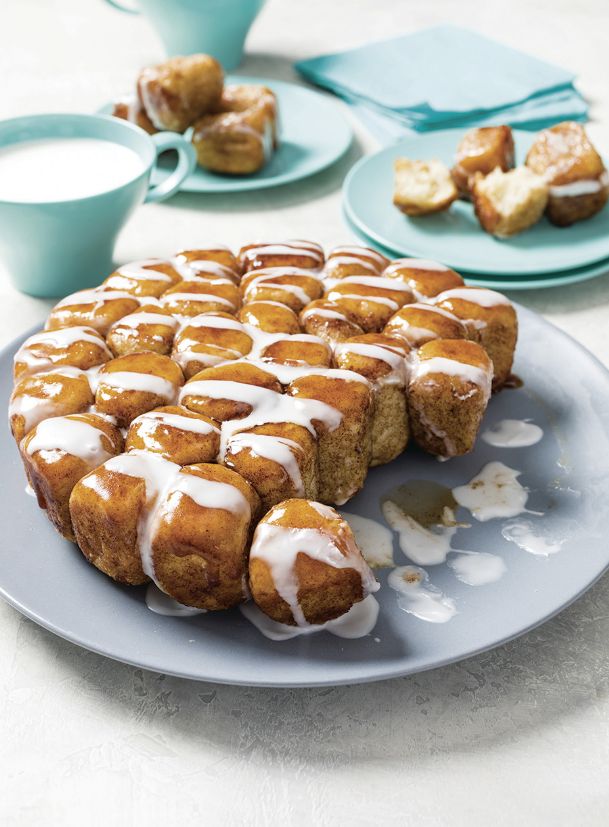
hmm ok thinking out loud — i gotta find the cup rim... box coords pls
[0,112,156,207]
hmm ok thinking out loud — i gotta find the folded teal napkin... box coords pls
[296,25,587,138]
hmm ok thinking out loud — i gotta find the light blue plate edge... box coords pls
[343,209,609,291]
[100,76,353,194]
[342,128,609,276]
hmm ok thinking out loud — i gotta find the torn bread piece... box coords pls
[472,166,548,238]
[393,158,458,216]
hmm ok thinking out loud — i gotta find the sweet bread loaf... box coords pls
[452,126,515,198]
[111,96,158,135]
[137,54,224,133]
[11,241,518,633]
[525,121,609,226]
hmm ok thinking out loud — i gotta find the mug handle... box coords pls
[104,0,140,14]
[145,132,197,204]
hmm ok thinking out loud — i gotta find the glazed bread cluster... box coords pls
[112,55,279,175]
[9,242,517,628]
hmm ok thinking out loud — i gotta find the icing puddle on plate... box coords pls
[145,416,570,638]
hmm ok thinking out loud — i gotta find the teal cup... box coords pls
[0,113,196,298]
[105,0,267,70]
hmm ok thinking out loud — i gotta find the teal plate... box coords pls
[343,128,609,276]
[343,209,609,290]
[102,77,352,193]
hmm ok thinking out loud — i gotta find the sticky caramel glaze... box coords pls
[238,301,302,334]
[21,413,124,540]
[325,276,414,332]
[240,268,324,312]
[125,406,220,465]
[172,313,253,378]
[106,305,180,357]
[14,326,112,381]
[249,499,378,626]
[408,339,493,458]
[45,290,142,336]
[9,368,94,443]
[160,278,241,317]
[259,336,331,367]
[333,334,410,465]
[384,303,472,348]
[224,422,319,512]
[287,372,373,504]
[381,260,465,299]
[180,362,282,421]
[300,300,364,344]
[238,241,324,272]
[94,352,184,426]
[431,287,517,389]
[101,259,182,297]
[175,246,241,276]
[137,54,224,133]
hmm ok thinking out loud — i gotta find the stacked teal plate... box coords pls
[343,129,609,290]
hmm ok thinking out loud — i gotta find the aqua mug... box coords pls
[105,0,267,70]
[0,113,195,298]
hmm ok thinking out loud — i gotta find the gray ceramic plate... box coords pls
[1,308,609,687]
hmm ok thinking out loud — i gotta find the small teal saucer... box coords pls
[343,208,609,291]
[343,128,609,277]
[102,77,353,193]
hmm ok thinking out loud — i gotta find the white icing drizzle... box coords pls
[243,274,312,306]
[301,306,349,322]
[339,512,394,567]
[334,342,408,384]
[183,260,237,280]
[447,551,506,585]
[55,289,140,308]
[25,415,116,465]
[412,355,492,401]
[382,500,456,565]
[130,409,220,436]
[83,450,250,585]
[434,287,511,308]
[452,462,528,522]
[110,260,175,283]
[110,311,179,332]
[325,256,379,275]
[145,583,206,616]
[549,171,609,197]
[227,433,304,494]
[15,327,111,371]
[482,419,543,448]
[250,518,378,627]
[330,245,387,266]
[388,566,457,623]
[10,367,89,434]
[240,594,379,640]
[180,314,245,332]
[95,371,177,401]
[242,242,324,266]
[501,519,564,556]
[179,379,343,457]
[334,275,412,293]
[384,258,449,273]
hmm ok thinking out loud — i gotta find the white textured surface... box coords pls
[2,0,609,823]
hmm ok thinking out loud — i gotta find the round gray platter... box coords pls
[1,306,608,687]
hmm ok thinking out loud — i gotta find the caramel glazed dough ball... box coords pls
[10,244,518,631]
